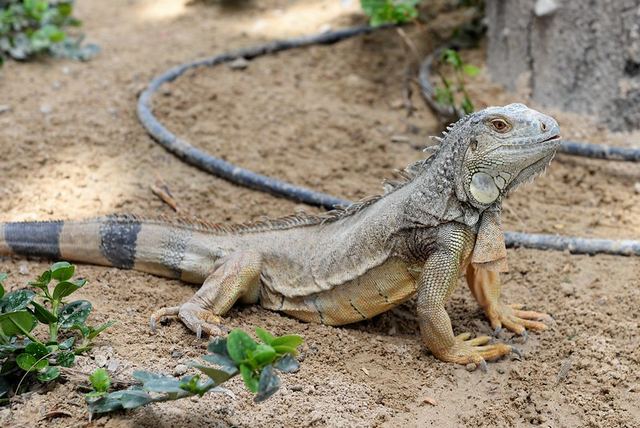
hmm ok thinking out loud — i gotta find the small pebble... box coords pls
[466,363,477,372]
[228,57,249,70]
[0,105,10,114]
[534,0,559,17]
[107,359,120,372]
[634,182,640,194]
[18,263,30,275]
[497,367,505,374]
[290,384,303,392]
[39,105,53,115]
[174,364,188,376]
[171,350,184,359]
[95,354,108,368]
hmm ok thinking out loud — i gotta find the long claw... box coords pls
[492,326,503,337]
[511,347,523,359]
[479,359,488,373]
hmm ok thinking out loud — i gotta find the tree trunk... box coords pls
[486,0,640,131]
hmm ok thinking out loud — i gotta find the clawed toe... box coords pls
[149,302,226,338]
[434,333,512,367]
[149,306,180,333]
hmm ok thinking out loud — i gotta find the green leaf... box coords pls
[462,64,480,77]
[274,355,300,373]
[191,363,235,385]
[273,345,298,356]
[37,366,59,382]
[254,365,281,402]
[86,387,156,413]
[86,320,114,340]
[251,344,277,366]
[207,337,229,356]
[89,368,110,392]
[16,352,37,371]
[0,344,18,356]
[58,300,92,328]
[29,270,51,289]
[25,342,49,359]
[179,374,215,396]
[201,353,237,373]
[0,272,7,299]
[30,301,57,324]
[49,262,75,281]
[239,363,258,393]
[52,279,86,301]
[270,335,303,350]
[442,49,463,69]
[0,289,35,312]
[56,350,75,367]
[226,329,257,364]
[133,371,184,394]
[255,327,275,344]
[0,311,38,336]
[110,389,152,410]
[58,336,75,350]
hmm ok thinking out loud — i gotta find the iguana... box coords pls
[0,104,560,366]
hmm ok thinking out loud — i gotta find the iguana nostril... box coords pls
[541,122,547,131]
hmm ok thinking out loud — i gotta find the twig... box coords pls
[151,177,180,212]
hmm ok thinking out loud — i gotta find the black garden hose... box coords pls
[137,25,640,256]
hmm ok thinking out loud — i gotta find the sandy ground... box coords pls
[1,0,639,427]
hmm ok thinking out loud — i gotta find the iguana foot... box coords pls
[150,303,227,338]
[432,333,512,366]
[485,303,552,335]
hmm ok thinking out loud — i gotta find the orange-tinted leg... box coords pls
[465,264,552,335]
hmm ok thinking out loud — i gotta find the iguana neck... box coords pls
[396,142,485,229]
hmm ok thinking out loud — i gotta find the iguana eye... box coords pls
[490,118,510,133]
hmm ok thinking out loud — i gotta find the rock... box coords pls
[0,105,10,114]
[228,57,249,70]
[95,354,108,368]
[497,367,506,374]
[174,364,188,376]
[290,384,303,392]
[534,0,559,17]
[18,263,30,275]
[466,363,477,372]
[39,105,53,115]
[107,359,120,372]
[634,182,640,194]
[171,349,184,359]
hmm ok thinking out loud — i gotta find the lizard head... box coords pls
[454,103,560,208]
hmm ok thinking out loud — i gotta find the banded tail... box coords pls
[0,215,213,283]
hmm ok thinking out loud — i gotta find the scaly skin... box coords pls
[0,104,561,367]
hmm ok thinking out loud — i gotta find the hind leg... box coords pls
[150,251,262,338]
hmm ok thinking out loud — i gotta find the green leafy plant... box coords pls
[360,0,421,26]
[85,327,304,415]
[434,48,479,115]
[0,0,99,67]
[0,262,113,402]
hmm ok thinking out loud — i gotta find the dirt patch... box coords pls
[1,1,639,427]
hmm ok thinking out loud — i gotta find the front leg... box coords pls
[417,225,512,365]
[465,264,551,334]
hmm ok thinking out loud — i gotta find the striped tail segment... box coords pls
[0,216,141,269]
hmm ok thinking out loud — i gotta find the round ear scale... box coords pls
[470,172,500,204]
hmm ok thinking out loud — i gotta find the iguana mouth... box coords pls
[540,134,561,143]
